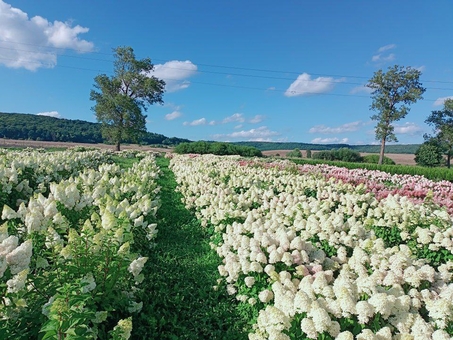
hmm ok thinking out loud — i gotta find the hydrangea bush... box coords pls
[1,150,160,339]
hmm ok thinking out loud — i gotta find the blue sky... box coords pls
[0,0,452,145]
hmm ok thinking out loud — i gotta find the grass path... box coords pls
[131,157,249,339]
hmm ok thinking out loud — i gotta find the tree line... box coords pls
[0,112,189,146]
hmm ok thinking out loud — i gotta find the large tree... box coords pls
[366,65,425,164]
[425,99,453,168]
[90,46,165,151]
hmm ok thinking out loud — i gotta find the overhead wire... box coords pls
[1,39,453,85]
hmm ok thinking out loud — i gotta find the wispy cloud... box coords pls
[371,44,396,65]
[222,113,245,124]
[350,85,373,94]
[250,115,265,123]
[378,44,396,53]
[309,121,363,134]
[311,137,349,144]
[209,113,246,125]
[183,118,206,126]
[285,73,344,97]
[165,111,182,120]
[393,122,423,135]
[0,0,94,71]
[36,111,61,118]
[212,126,280,141]
[434,96,453,106]
[151,60,197,92]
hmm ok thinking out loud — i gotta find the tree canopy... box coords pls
[90,46,165,151]
[425,99,453,168]
[367,65,425,164]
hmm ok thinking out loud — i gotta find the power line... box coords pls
[1,39,453,86]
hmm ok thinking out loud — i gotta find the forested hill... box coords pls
[235,141,420,154]
[0,112,189,145]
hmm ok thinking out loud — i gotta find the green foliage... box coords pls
[362,154,395,165]
[286,148,302,158]
[90,46,165,151]
[312,148,363,162]
[367,65,425,164]
[174,141,262,157]
[234,141,420,154]
[0,112,189,146]
[306,149,312,158]
[415,141,444,167]
[425,99,453,168]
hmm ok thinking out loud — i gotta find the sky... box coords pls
[0,0,452,145]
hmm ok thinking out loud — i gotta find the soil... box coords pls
[0,139,172,154]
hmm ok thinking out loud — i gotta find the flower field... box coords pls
[170,154,453,340]
[1,149,160,339]
[2,149,453,339]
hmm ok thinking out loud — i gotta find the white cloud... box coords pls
[393,122,422,135]
[378,44,396,53]
[434,96,453,106]
[0,0,94,71]
[371,44,396,65]
[36,111,61,118]
[311,137,349,144]
[309,121,362,134]
[212,126,280,141]
[249,115,265,123]
[222,113,245,124]
[151,60,197,92]
[165,111,182,120]
[371,53,395,63]
[284,73,344,97]
[350,85,373,94]
[209,113,245,125]
[234,124,243,129]
[183,118,206,126]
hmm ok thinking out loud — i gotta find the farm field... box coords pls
[262,150,416,166]
[2,149,453,339]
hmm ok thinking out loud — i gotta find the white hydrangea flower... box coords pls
[0,235,19,257]
[2,205,18,220]
[112,317,132,340]
[127,301,143,313]
[245,276,256,287]
[128,257,148,278]
[6,268,29,293]
[6,239,32,274]
[258,289,274,303]
[81,272,96,293]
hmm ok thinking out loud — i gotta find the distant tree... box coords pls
[90,46,165,151]
[425,99,453,168]
[415,140,444,167]
[367,65,425,164]
[286,148,302,158]
[306,149,312,158]
[362,154,395,165]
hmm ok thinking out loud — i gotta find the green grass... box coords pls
[111,155,139,169]
[130,157,249,339]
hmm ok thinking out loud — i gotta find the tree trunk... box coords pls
[447,149,451,169]
[378,137,386,165]
[116,141,121,152]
